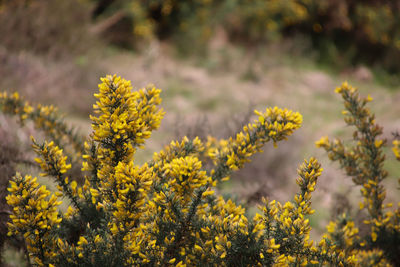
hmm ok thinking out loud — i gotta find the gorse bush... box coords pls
[1,75,399,266]
[91,0,225,41]
[89,0,400,72]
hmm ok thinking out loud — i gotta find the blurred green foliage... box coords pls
[87,0,400,73]
[2,0,400,72]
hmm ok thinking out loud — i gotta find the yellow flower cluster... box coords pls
[355,249,392,267]
[162,156,211,204]
[152,137,205,170]
[30,138,84,211]
[254,158,356,266]
[32,139,72,177]
[318,82,387,219]
[89,75,164,205]
[323,214,360,258]
[91,75,164,160]
[150,136,206,187]
[6,174,62,266]
[207,107,302,181]
[317,82,400,266]
[0,91,84,157]
[321,215,391,266]
[355,4,398,47]
[197,197,249,262]
[4,76,399,266]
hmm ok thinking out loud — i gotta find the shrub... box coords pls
[315,82,400,266]
[0,91,84,178]
[172,107,301,204]
[1,75,399,266]
[92,0,222,40]
[90,0,400,73]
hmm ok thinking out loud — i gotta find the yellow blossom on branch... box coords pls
[6,174,62,266]
[3,76,399,266]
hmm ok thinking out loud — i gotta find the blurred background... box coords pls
[1,0,400,265]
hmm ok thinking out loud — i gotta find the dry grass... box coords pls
[0,0,105,115]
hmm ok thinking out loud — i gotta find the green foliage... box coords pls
[89,0,400,72]
[3,0,400,73]
[1,75,399,266]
